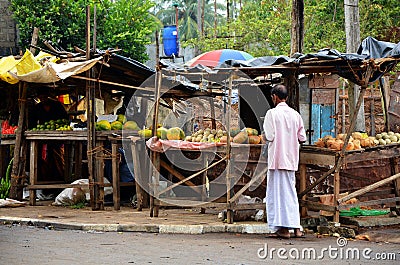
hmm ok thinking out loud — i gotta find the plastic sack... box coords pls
[0,198,27,208]
[52,187,86,206]
[52,178,113,206]
[340,207,390,217]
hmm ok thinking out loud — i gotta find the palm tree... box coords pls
[153,0,225,42]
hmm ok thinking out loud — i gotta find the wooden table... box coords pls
[299,144,400,222]
[25,130,109,206]
[144,140,267,222]
[108,134,138,210]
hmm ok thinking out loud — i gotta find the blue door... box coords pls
[311,96,335,144]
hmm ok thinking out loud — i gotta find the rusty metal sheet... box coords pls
[308,74,340,89]
[312,89,335,105]
[389,73,400,132]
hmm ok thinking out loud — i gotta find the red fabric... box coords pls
[146,137,225,153]
[41,144,47,161]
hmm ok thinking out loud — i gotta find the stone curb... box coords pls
[0,216,271,234]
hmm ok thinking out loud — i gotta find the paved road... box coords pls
[1,224,399,265]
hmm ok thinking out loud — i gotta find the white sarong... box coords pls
[266,169,301,232]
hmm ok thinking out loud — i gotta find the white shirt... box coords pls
[263,102,307,170]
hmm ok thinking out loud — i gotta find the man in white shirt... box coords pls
[263,84,307,239]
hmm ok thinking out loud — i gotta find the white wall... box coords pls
[145,44,195,69]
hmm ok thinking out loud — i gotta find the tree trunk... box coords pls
[290,0,304,55]
[197,0,202,37]
[345,0,365,132]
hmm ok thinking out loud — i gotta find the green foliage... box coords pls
[70,202,86,209]
[303,1,346,53]
[359,0,400,42]
[183,0,400,56]
[10,0,157,62]
[97,0,157,61]
[0,158,13,199]
[153,0,226,42]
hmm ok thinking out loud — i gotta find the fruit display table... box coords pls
[144,137,267,221]
[299,144,400,222]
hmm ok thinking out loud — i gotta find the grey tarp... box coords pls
[162,37,400,87]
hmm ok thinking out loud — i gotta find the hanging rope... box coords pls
[87,145,121,162]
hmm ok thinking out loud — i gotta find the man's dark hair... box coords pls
[271,84,288,100]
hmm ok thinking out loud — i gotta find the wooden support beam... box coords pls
[299,164,307,217]
[228,167,267,203]
[10,27,40,200]
[112,142,120,210]
[338,172,400,204]
[159,160,202,196]
[338,197,400,210]
[150,70,162,217]
[156,156,227,197]
[299,199,336,212]
[226,72,233,224]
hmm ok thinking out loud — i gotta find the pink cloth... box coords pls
[263,102,306,171]
[146,137,225,153]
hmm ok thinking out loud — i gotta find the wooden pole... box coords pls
[155,30,159,69]
[226,72,233,223]
[299,164,307,217]
[150,70,162,217]
[85,5,98,210]
[10,27,39,200]
[379,77,391,131]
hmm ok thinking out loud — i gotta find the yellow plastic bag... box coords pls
[15,49,42,75]
[0,50,47,84]
[0,56,19,84]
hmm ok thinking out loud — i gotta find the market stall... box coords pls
[1,38,157,209]
[140,37,400,224]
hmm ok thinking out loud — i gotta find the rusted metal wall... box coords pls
[389,72,400,132]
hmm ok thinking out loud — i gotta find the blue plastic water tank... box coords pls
[163,25,179,57]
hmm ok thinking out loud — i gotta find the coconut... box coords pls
[379,139,386,145]
[390,135,398,142]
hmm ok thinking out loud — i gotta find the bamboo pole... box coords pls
[150,69,162,217]
[85,5,99,210]
[226,72,233,223]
